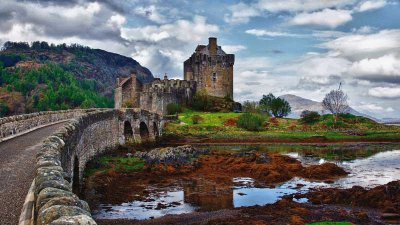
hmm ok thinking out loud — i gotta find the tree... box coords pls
[300,110,320,124]
[322,89,349,127]
[259,93,291,118]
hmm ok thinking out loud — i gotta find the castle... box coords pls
[115,37,235,114]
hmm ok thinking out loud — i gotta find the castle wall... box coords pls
[139,78,196,114]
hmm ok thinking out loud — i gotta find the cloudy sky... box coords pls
[1,0,400,118]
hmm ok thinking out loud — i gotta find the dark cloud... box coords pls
[297,75,342,89]
[356,75,400,84]
[266,49,283,54]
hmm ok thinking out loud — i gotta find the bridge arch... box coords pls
[139,121,150,142]
[153,122,159,139]
[72,155,80,195]
[123,120,134,143]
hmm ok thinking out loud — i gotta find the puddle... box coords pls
[91,144,400,221]
[94,187,196,220]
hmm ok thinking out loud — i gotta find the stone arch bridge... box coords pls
[0,108,164,225]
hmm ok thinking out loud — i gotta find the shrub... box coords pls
[300,110,321,124]
[242,101,260,113]
[339,113,356,119]
[166,103,182,115]
[236,113,265,131]
[191,115,203,124]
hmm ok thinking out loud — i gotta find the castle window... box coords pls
[212,73,217,82]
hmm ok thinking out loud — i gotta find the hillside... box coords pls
[280,94,380,121]
[0,41,154,116]
[0,41,153,97]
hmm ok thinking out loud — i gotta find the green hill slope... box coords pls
[0,41,154,116]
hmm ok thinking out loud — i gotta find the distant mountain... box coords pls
[0,41,154,97]
[381,118,400,124]
[0,41,154,116]
[279,94,380,122]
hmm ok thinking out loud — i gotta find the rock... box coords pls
[36,166,64,175]
[40,197,90,215]
[36,187,77,212]
[50,215,96,225]
[135,145,208,164]
[37,159,62,169]
[256,153,271,163]
[37,205,90,225]
[36,179,72,195]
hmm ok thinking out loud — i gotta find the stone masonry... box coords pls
[0,108,163,224]
[115,37,235,114]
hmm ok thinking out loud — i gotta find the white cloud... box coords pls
[352,26,375,34]
[350,54,400,77]
[368,87,400,98]
[245,29,303,37]
[224,0,357,25]
[290,9,352,28]
[224,2,260,24]
[257,0,356,12]
[120,16,219,76]
[121,16,218,43]
[222,45,246,53]
[356,0,387,12]
[322,29,400,60]
[108,14,126,27]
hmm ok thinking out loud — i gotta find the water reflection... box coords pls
[93,188,196,220]
[92,144,400,220]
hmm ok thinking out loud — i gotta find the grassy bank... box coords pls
[84,156,145,177]
[164,110,400,142]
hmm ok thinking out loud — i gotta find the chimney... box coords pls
[208,37,217,56]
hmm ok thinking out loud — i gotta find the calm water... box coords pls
[92,143,400,220]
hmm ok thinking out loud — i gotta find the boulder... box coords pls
[50,215,96,225]
[37,205,90,225]
[36,187,77,212]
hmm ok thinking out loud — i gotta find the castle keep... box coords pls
[184,37,234,99]
[115,37,235,114]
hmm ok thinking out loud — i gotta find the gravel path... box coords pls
[0,122,66,225]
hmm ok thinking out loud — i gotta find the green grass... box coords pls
[178,109,240,126]
[164,110,400,141]
[84,156,145,177]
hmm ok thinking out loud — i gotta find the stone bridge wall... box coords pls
[30,108,162,224]
[0,109,100,142]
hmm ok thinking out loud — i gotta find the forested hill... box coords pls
[0,41,154,117]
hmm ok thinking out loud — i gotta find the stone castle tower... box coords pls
[184,37,235,99]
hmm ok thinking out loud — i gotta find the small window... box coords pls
[212,73,217,82]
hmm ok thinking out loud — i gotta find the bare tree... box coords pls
[322,88,349,127]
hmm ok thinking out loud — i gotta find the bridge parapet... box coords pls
[0,109,105,143]
[28,108,162,225]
